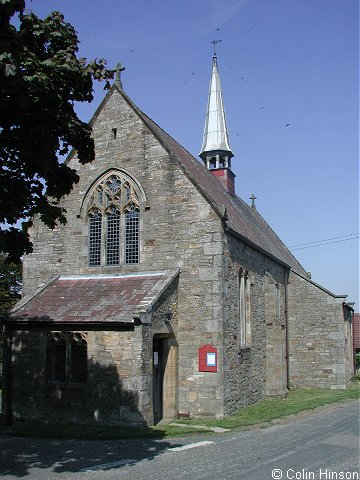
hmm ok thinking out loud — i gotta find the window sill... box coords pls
[238,345,251,352]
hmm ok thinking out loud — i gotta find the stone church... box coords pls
[2,55,354,426]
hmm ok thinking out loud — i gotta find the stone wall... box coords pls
[9,326,147,425]
[20,87,227,420]
[288,270,352,389]
[222,234,288,415]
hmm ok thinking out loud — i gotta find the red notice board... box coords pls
[198,345,217,372]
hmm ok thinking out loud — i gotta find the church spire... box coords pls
[200,49,235,195]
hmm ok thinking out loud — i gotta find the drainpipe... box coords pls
[284,269,290,390]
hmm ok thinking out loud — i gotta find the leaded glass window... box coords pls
[89,211,102,267]
[106,208,120,266]
[70,333,88,383]
[86,171,142,267]
[125,205,140,264]
[46,332,87,383]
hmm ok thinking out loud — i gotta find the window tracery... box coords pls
[86,172,141,267]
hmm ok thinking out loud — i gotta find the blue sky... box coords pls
[27,0,359,308]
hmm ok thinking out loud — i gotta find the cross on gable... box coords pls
[250,193,257,209]
[115,62,125,88]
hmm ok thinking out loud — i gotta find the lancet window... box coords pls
[46,332,87,383]
[238,267,251,347]
[86,172,141,267]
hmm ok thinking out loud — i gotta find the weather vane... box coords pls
[210,39,222,56]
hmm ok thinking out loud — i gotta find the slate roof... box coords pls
[9,271,179,325]
[118,88,307,275]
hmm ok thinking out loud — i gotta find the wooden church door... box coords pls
[153,337,165,423]
[152,335,178,424]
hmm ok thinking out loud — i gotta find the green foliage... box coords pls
[355,353,360,370]
[0,254,21,316]
[0,0,114,261]
[0,254,22,363]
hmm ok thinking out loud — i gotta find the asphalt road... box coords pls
[0,400,359,480]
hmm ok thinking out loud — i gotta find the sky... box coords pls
[25,0,359,308]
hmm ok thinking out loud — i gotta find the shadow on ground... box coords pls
[0,433,183,477]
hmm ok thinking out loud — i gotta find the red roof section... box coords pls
[10,273,172,324]
[354,313,360,349]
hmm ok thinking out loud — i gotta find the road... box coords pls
[0,400,359,480]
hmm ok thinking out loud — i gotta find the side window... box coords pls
[238,267,251,347]
[46,332,66,382]
[46,332,87,383]
[70,333,88,383]
[274,283,281,324]
[86,172,142,267]
[265,273,284,326]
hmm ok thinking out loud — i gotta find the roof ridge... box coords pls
[76,85,308,275]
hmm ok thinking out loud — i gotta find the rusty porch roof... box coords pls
[9,270,179,326]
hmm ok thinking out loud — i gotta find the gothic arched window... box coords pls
[238,267,251,347]
[46,332,87,383]
[86,172,141,267]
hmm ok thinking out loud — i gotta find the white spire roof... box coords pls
[199,55,232,156]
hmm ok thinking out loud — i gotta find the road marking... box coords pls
[80,459,137,471]
[169,423,231,433]
[79,441,214,470]
[167,440,214,452]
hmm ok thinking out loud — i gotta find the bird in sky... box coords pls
[285,123,291,127]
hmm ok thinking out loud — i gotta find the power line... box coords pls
[289,233,359,248]
[289,233,359,250]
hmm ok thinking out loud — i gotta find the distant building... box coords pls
[354,313,360,353]
[1,55,354,426]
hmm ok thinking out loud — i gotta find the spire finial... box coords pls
[210,39,222,57]
[115,62,125,89]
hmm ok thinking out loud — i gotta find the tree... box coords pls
[0,0,113,261]
[0,254,22,363]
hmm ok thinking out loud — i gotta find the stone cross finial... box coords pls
[115,62,125,88]
[250,193,257,209]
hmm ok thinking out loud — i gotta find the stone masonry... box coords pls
[4,83,353,427]
[288,270,352,389]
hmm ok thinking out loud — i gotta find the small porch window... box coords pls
[46,332,87,383]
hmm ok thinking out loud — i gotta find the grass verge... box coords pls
[173,382,359,430]
[0,383,358,440]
